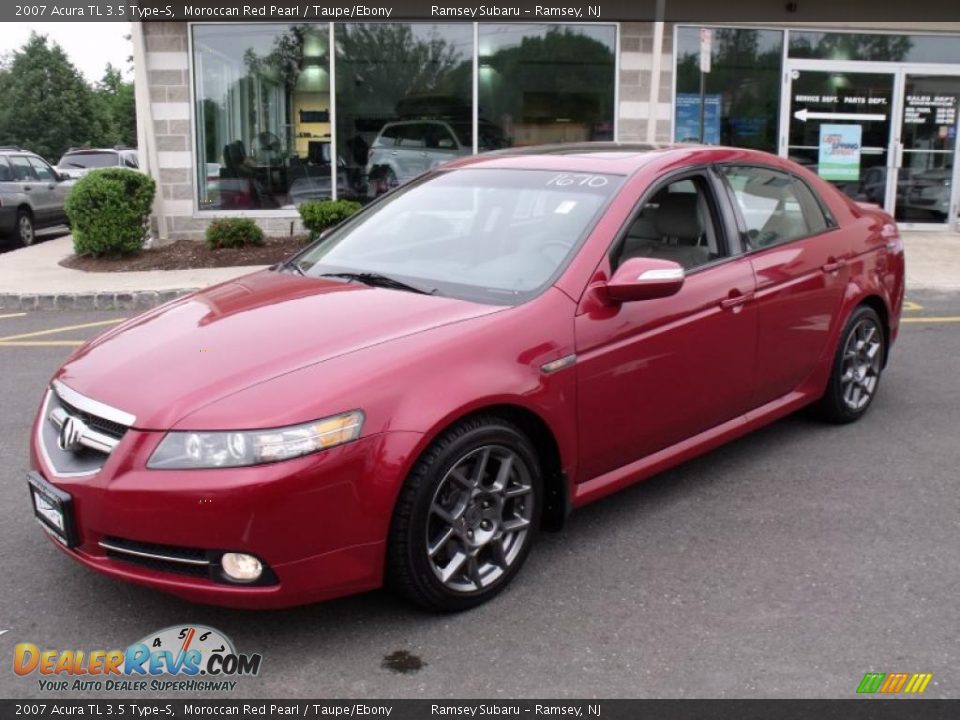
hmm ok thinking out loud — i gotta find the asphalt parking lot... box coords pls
[1,290,958,700]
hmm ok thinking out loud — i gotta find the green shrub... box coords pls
[205,218,265,249]
[65,169,156,257]
[298,199,361,239]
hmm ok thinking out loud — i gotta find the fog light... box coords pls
[221,552,263,582]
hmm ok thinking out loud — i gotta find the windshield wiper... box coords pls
[318,272,436,295]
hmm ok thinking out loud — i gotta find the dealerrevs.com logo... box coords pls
[14,625,262,693]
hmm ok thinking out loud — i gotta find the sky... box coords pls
[0,22,133,81]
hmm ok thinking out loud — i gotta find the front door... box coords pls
[894,74,960,228]
[781,63,897,212]
[574,171,758,482]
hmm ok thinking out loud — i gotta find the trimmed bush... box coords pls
[298,199,361,239]
[205,218,265,249]
[65,169,156,257]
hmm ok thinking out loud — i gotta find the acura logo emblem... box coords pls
[58,415,87,452]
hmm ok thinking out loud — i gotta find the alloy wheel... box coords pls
[840,317,882,411]
[18,213,35,246]
[426,445,534,593]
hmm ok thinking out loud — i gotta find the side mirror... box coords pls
[605,257,685,302]
[57,171,71,181]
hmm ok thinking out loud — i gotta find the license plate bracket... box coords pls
[27,471,77,548]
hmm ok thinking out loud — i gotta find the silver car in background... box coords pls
[0,146,71,247]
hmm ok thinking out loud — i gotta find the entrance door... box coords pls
[894,74,960,228]
[781,63,897,211]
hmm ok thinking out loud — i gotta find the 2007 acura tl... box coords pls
[28,144,905,611]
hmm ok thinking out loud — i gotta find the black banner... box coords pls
[1,700,959,719]
[5,0,960,22]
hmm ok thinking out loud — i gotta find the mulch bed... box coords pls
[60,236,308,272]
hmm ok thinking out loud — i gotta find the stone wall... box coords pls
[617,22,674,143]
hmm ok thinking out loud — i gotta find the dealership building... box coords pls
[131,19,960,239]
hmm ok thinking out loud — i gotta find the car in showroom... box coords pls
[0,146,72,247]
[28,143,904,612]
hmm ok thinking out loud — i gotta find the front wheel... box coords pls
[815,305,885,423]
[387,416,542,612]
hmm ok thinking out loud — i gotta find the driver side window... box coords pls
[611,174,727,272]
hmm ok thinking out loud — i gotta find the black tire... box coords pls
[815,305,886,424]
[386,416,542,612]
[16,208,35,247]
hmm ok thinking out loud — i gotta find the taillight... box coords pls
[882,222,903,252]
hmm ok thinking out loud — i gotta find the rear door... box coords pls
[575,169,758,481]
[719,165,851,408]
[28,155,68,224]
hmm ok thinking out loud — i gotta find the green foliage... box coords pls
[66,169,155,257]
[95,64,137,149]
[298,200,362,239]
[205,218,265,250]
[0,34,135,161]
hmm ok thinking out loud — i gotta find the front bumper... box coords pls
[30,421,423,609]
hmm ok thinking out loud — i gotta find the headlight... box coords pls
[147,410,364,469]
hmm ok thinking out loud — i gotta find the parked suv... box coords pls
[366,120,506,196]
[0,146,71,247]
[56,146,139,180]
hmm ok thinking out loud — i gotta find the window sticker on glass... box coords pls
[546,173,609,187]
[554,200,578,215]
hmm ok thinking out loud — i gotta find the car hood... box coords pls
[55,270,501,430]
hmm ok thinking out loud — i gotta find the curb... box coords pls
[0,289,196,312]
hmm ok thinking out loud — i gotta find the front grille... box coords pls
[58,397,127,441]
[101,536,212,579]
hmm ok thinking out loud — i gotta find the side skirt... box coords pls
[572,390,814,508]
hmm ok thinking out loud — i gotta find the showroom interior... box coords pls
[131,21,960,239]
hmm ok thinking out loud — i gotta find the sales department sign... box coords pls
[13,625,262,693]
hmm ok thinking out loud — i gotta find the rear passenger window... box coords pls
[722,166,829,250]
[0,157,11,182]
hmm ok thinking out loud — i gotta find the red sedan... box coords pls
[28,144,905,611]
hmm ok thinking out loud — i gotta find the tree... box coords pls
[0,33,110,161]
[95,63,137,148]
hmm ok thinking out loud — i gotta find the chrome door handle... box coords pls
[821,259,848,273]
[719,291,753,311]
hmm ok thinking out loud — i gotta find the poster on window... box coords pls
[674,93,721,145]
[818,124,862,181]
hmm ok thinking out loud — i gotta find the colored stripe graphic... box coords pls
[857,672,933,694]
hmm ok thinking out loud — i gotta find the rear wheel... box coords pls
[816,305,885,423]
[387,416,542,612]
[16,209,35,247]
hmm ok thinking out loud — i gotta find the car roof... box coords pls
[441,142,789,176]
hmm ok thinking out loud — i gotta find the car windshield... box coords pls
[295,168,623,304]
[57,152,117,169]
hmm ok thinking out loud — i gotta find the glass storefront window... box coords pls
[789,32,960,64]
[192,23,618,212]
[335,23,474,203]
[674,27,783,151]
[193,23,332,211]
[478,25,616,151]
